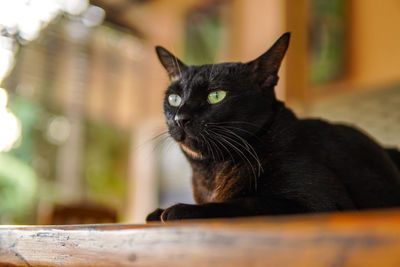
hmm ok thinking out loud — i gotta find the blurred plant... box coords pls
[84,120,129,212]
[0,152,37,224]
[0,88,39,224]
[185,2,226,65]
[309,0,347,85]
[0,1,131,224]
[8,96,42,163]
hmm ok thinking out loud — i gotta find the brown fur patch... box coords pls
[193,164,247,204]
[212,165,242,202]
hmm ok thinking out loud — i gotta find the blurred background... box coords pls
[0,0,399,224]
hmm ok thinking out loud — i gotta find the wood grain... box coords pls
[1,209,400,266]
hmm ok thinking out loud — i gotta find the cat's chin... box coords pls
[179,143,205,160]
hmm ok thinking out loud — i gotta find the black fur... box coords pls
[147,33,400,222]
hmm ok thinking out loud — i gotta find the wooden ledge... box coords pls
[1,209,400,266]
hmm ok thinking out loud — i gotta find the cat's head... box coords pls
[156,33,290,161]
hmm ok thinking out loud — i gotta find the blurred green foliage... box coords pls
[310,0,346,85]
[84,120,129,213]
[185,5,223,65]
[8,97,42,164]
[0,16,132,224]
[0,152,37,224]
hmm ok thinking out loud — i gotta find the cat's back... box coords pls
[291,118,400,208]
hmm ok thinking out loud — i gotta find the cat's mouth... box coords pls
[169,124,206,160]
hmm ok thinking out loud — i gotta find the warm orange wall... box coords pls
[230,0,286,99]
[349,0,400,88]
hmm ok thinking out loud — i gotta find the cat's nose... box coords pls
[174,114,190,128]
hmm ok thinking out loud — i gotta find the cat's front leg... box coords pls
[147,197,309,222]
[146,208,165,222]
[159,197,303,221]
[146,203,229,222]
[160,202,253,221]
[146,202,239,222]
[160,203,210,221]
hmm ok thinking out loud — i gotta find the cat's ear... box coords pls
[155,46,187,81]
[247,32,290,88]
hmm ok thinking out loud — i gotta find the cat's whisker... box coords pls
[216,128,263,173]
[212,125,264,142]
[220,134,261,178]
[217,136,258,191]
[200,134,210,158]
[215,128,251,150]
[203,130,217,162]
[207,129,227,162]
[163,137,175,154]
[207,121,260,127]
[146,130,170,143]
[152,134,173,154]
[207,123,265,145]
[208,129,259,191]
[206,131,224,161]
[207,131,236,163]
[199,133,213,161]
[208,125,264,191]
[206,125,259,163]
[134,130,169,152]
[210,127,263,175]
[211,125,260,153]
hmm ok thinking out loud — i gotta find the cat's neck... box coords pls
[187,101,299,203]
[261,100,299,149]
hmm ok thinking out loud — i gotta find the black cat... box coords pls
[147,33,400,222]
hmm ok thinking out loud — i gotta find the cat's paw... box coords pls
[160,203,202,221]
[146,208,164,222]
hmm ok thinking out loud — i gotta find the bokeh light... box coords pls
[0,0,103,83]
[0,88,21,152]
[46,116,71,145]
[81,5,106,27]
[0,87,8,109]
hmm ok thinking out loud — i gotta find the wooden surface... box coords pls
[1,209,400,267]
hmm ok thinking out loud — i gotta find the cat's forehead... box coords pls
[180,62,244,85]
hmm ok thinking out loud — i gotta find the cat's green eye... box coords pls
[207,90,227,104]
[168,94,182,107]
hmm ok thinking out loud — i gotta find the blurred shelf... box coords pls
[1,209,400,266]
